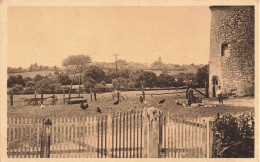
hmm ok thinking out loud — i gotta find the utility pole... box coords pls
[113,54,120,102]
[78,63,83,98]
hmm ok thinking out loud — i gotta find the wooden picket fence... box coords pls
[97,111,144,158]
[7,109,213,158]
[160,115,207,158]
[7,118,42,158]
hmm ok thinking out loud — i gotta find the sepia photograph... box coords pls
[0,0,258,161]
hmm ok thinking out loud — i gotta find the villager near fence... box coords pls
[7,109,214,158]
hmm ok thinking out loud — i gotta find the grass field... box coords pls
[8,70,56,78]
[7,89,254,120]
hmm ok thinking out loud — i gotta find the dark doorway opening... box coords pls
[212,76,219,97]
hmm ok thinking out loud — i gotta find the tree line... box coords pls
[8,63,58,74]
[7,64,209,93]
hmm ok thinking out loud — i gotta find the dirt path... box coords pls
[204,97,254,107]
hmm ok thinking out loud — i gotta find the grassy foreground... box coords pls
[8,89,254,120]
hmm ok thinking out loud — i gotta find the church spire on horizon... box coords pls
[158,55,162,62]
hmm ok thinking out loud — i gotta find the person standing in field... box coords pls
[216,86,223,105]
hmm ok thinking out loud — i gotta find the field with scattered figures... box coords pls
[7,89,254,120]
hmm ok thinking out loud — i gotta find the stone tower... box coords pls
[209,6,254,97]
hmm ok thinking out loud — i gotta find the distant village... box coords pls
[7,55,208,94]
[8,56,204,76]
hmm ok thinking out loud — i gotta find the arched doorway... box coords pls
[212,76,219,97]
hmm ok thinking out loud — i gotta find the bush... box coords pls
[212,112,254,158]
[12,84,24,93]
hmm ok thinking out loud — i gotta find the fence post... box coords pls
[41,90,44,104]
[207,120,214,158]
[63,88,65,104]
[35,90,37,105]
[146,108,162,158]
[158,111,163,158]
[107,114,112,157]
[94,88,97,101]
[52,93,55,105]
[142,85,145,100]
[10,90,14,106]
[40,119,52,158]
[90,88,93,102]
[143,109,149,158]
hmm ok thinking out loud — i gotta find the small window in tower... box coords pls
[221,44,229,56]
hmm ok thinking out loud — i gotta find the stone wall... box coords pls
[209,6,254,97]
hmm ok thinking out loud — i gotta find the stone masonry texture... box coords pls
[209,6,254,97]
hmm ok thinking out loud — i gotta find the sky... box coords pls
[8,6,211,68]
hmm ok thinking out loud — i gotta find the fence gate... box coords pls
[159,113,208,158]
[97,110,146,158]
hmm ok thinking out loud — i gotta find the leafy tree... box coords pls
[112,77,129,89]
[127,81,136,88]
[157,73,173,87]
[25,80,36,91]
[129,70,144,88]
[83,65,105,84]
[119,69,130,79]
[171,75,176,87]
[186,73,196,81]
[176,77,185,87]
[28,63,39,72]
[196,64,209,87]
[83,78,95,89]
[12,84,24,93]
[83,65,105,99]
[7,75,17,87]
[139,71,157,88]
[24,77,33,82]
[7,75,25,87]
[104,74,112,84]
[16,75,25,86]
[62,55,92,66]
[34,76,61,91]
[58,73,72,85]
[34,74,45,82]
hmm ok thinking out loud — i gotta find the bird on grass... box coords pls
[113,100,119,105]
[139,96,144,103]
[97,107,101,113]
[80,103,88,110]
[159,99,166,104]
[188,99,192,106]
[40,104,45,109]
[176,100,182,106]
